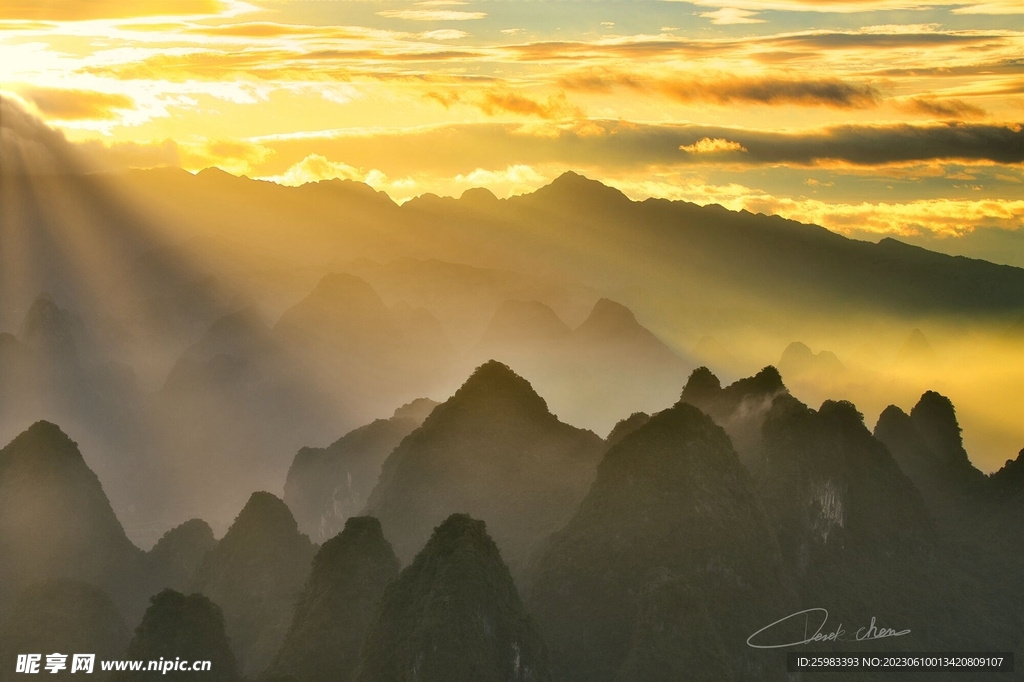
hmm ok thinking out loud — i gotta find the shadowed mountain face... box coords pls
[758,396,934,572]
[0,422,141,611]
[0,295,157,537]
[526,402,796,682]
[365,361,604,572]
[114,590,240,682]
[268,517,400,682]
[284,399,437,541]
[874,391,986,521]
[188,492,315,677]
[125,519,216,624]
[604,412,650,450]
[678,366,787,469]
[752,396,984,655]
[355,514,551,682]
[612,577,735,682]
[0,580,131,682]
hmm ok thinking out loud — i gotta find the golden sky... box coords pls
[2,0,1023,254]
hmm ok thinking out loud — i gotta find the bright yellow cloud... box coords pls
[680,138,748,154]
[0,0,227,21]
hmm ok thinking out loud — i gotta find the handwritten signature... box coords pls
[747,608,910,649]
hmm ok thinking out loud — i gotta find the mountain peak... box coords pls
[991,449,1024,490]
[749,365,785,393]
[269,515,399,682]
[680,366,722,403]
[479,299,572,347]
[910,390,967,462]
[580,298,636,327]
[441,360,551,418]
[818,399,866,429]
[459,186,499,205]
[189,491,315,675]
[428,512,489,549]
[20,293,80,356]
[2,420,81,465]
[392,397,440,423]
[0,421,140,610]
[310,272,383,303]
[364,359,602,567]
[897,328,937,364]
[529,171,631,208]
[230,491,301,536]
[355,512,550,682]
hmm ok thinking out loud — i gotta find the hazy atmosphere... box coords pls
[2,1,1024,681]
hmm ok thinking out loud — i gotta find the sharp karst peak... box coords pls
[3,420,81,457]
[448,360,548,406]
[682,366,722,397]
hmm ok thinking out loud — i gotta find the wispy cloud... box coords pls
[376,9,487,21]
[700,8,765,25]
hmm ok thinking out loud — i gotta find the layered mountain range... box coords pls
[3,358,1023,681]
[4,138,1024,681]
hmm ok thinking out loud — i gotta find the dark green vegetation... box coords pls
[678,365,787,468]
[0,580,131,682]
[755,396,1005,665]
[2,360,1024,682]
[0,421,140,612]
[187,492,315,677]
[526,400,796,682]
[267,517,399,682]
[874,391,987,522]
[113,590,240,682]
[284,399,436,541]
[125,520,217,623]
[365,361,604,572]
[356,514,551,682]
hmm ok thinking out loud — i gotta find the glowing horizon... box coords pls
[2,0,1023,262]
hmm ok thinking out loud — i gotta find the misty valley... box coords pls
[3,123,1024,681]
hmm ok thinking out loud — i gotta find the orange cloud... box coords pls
[20,87,134,121]
[0,0,225,21]
[900,97,987,119]
[477,91,581,120]
[561,68,881,108]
